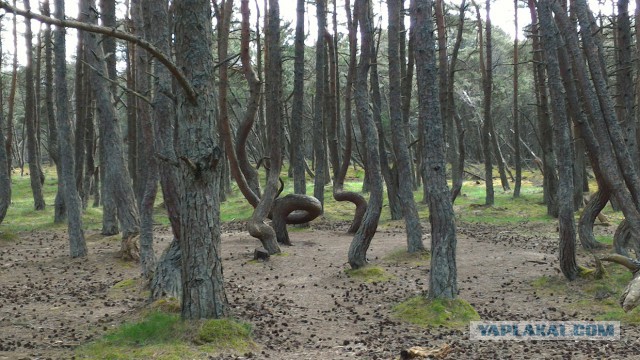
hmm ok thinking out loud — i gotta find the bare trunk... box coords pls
[174,0,228,319]
[54,0,87,258]
[348,0,384,269]
[23,0,45,211]
[82,0,140,250]
[291,0,306,195]
[413,0,458,299]
[538,0,578,280]
[333,0,367,234]
[388,0,424,253]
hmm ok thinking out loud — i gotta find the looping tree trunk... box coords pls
[613,220,640,258]
[272,194,323,245]
[151,237,182,300]
[578,188,609,250]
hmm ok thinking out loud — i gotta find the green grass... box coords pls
[77,312,256,359]
[384,247,430,266]
[532,264,640,324]
[1,165,597,237]
[345,265,394,283]
[393,297,480,328]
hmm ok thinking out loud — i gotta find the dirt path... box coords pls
[1,221,639,359]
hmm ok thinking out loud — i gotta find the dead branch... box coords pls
[0,0,197,104]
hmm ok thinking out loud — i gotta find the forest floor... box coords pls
[2,212,640,359]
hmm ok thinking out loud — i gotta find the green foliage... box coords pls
[393,297,480,328]
[345,266,394,283]
[77,312,255,359]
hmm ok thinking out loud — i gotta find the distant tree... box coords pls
[512,0,521,198]
[387,0,423,253]
[0,20,9,225]
[81,0,140,259]
[53,0,87,258]
[333,0,367,234]
[313,0,327,207]
[291,0,306,195]
[413,0,458,299]
[23,0,46,211]
[133,0,158,279]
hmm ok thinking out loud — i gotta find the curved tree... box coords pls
[332,0,367,235]
[348,0,384,269]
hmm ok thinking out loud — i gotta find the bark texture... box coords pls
[348,0,384,269]
[81,0,140,255]
[387,0,424,253]
[174,0,228,319]
[413,0,458,299]
[23,0,45,211]
[54,0,87,258]
[538,0,578,280]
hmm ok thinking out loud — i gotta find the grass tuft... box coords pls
[150,298,181,314]
[384,248,430,266]
[345,266,394,283]
[196,319,253,350]
[532,264,640,324]
[393,297,480,328]
[77,312,256,359]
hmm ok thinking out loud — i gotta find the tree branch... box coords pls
[0,0,197,104]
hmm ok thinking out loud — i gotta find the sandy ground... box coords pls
[1,219,640,359]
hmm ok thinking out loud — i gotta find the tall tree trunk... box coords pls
[401,13,418,190]
[413,0,458,299]
[54,0,88,258]
[82,0,140,256]
[475,3,493,205]
[173,0,228,319]
[5,1,17,175]
[133,0,157,279]
[538,0,578,280]
[247,0,284,254]
[448,0,466,203]
[74,39,86,197]
[43,0,65,222]
[528,0,558,217]
[313,0,327,207]
[513,0,522,198]
[388,0,424,253]
[333,0,367,235]
[144,0,182,300]
[348,0,384,269]
[23,0,45,211]
[0,20,10,225]
[291,0,306,195]
[549,0,640,251]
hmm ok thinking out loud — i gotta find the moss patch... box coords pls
[0,231,17,242]
[532,264,640,324]
[384,248,430,266]
[196,319,253,350]
[150,298,181,314]
[77,312,256,359]
[112,278,137,289]
[393,297,480,328]
[345,266,394,283]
